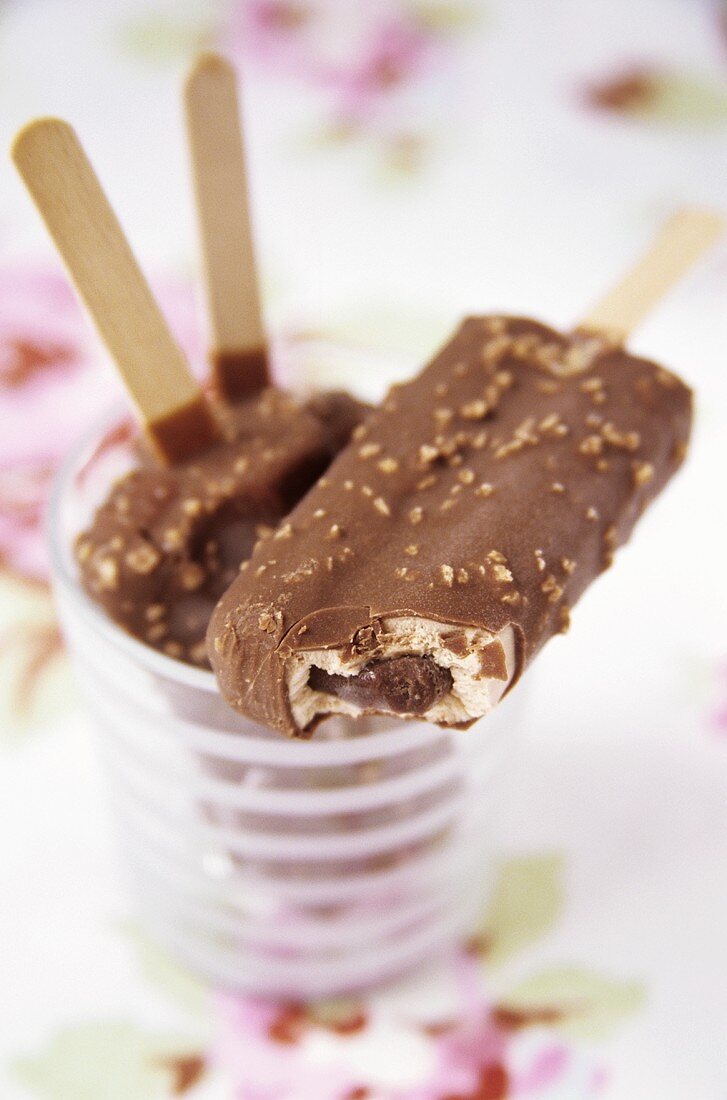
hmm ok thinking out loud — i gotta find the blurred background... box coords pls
[1,1,727,1097]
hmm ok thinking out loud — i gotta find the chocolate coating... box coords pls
[304,391,374,455]
[308,656,453,715]
[75,388,369,665]
[151,393,220,464]
[211,346,269,402]
[208,316,692,736]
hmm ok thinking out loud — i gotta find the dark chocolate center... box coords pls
[308,655,453,715]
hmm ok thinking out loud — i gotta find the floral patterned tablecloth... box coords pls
[2,2,727,1097]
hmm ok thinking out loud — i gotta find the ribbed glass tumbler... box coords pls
[49,412,525,999]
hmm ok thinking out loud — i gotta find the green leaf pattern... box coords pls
[479,853,565,967]
[501,966,645,1041]
[12,1021,205,1100]
[476,855,644,1041]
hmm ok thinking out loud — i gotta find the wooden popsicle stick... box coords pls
[184,53,269,402]
[578,207,724,342]
[12,117,218,464]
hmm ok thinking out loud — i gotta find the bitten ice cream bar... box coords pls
[208,314,692,735]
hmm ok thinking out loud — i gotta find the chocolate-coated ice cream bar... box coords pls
[76,388,368,666]
[208,316,692,735]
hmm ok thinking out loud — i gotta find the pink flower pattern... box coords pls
[0,267,201,586]
[224,1,466,169]
[211,951,604,1100]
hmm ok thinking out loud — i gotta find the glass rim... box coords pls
[47,402,219,693]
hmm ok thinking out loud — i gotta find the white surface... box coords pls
[1,0,727,1096]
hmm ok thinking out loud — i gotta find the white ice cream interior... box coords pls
[286,615,516,729]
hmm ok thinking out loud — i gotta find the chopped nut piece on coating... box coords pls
[633,461,655,486]
[475,483,495,497]
[378,457,399,474]
[461,399,488,419]
[358,442,381,458]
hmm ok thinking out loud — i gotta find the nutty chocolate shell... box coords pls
[207,317,692,736]
[76,388,369,666]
